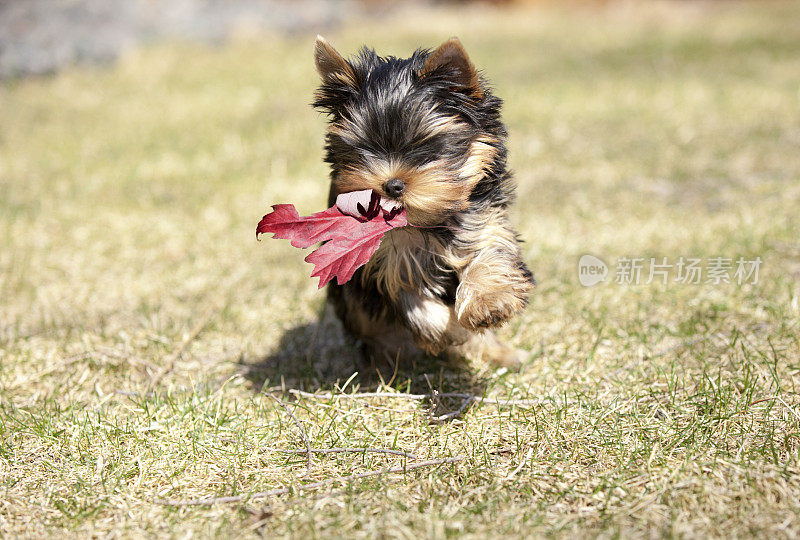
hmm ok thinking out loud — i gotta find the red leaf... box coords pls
[257,190,407,287]
[306,211,406,287]
[256,204,353,249]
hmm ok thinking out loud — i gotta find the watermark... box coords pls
[578,255,761,287]
[578,254,609,286]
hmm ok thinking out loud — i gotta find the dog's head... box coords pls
[313,37,507,226]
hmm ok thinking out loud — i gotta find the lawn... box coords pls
[1,1,800,537]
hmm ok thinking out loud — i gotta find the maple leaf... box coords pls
[256,190,407,287]
[255,205,352,249]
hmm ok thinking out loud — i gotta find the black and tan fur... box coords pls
[313,36,534,366]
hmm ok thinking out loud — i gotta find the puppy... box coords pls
[313,36,535,366]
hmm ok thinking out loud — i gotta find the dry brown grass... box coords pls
[1,1,800,537]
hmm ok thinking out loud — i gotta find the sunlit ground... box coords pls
[1,1,799,536]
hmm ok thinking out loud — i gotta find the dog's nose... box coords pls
[384,178,405,198]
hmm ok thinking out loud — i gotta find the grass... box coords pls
[1,1,800,537]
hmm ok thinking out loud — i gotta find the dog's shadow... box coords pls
[240,307,489,414]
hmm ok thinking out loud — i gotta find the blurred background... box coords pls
[1,0,360,79]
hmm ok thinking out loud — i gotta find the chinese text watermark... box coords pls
[578,255,761,287]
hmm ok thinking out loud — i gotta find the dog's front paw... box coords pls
[455,286,528,331]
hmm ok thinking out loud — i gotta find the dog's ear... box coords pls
[314,36,356,86]
[419,37,482,97]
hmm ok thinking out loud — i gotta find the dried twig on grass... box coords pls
[504,447,534,480]
[216,438,418,460]
[268,394,313,473]
[155,456,464,507]
[288,389,566,408]
[290,389,430,401]
[270,447,418,459]
[777,395,800,421]
[429,396,475,423]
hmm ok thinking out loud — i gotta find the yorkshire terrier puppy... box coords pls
[313,36,535,366]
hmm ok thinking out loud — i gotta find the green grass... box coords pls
[1,1,800,537]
